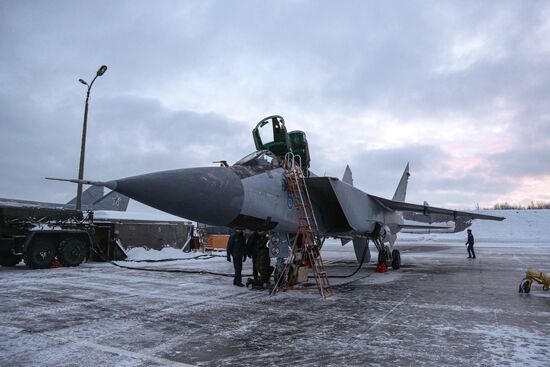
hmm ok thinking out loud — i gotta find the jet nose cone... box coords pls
[114,167,244,225]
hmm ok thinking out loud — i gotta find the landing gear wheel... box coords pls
[519,280,531,294]
[391,249,401,270]
[0,252,23,266]
[26,239,57,269]
[378,249,388,264]
[57,238,87,267]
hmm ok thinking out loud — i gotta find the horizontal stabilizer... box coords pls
[369,194,505,221]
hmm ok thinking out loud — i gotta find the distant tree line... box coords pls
[482,201,550,210]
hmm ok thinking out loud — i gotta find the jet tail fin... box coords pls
[392,162,410,202]
[342,165,353,186]
[92,190,130,211]
[64,186,104,208]
[47,177,125,210]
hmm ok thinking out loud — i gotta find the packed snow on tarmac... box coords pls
[1,209,549,366]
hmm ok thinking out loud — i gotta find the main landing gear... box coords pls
[372,235,401,272]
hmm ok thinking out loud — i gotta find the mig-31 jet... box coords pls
[48,115,504,270]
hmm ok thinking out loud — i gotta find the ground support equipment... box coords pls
[519,269,550,293]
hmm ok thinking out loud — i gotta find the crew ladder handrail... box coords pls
[270,152,333,299]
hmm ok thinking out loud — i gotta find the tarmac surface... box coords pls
[1,241,549,366]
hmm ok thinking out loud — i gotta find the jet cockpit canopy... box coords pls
[233,150,281,171]
[253,115,291,158]
[252,115,311,175]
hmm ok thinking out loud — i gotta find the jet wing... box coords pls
[368,195,505,221]
[398,224,454,230]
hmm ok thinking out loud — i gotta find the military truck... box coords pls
[0,206,94,269]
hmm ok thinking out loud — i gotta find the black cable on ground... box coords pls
[91,242,369,281]
[309,240,370,279]
[109,260,248,277]
[91,247,251,277]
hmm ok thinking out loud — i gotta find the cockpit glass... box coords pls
[233,150,280,169]
[257,118,275,146]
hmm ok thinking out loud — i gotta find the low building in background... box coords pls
[93,211,193,260]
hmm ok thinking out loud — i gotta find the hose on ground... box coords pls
[91,243,370,281]
[91,247,251,277]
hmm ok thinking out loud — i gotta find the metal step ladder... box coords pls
[271,153,333,299]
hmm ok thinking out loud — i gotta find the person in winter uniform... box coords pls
[227,228,247,286]
[246,236,274,290]
[465,229,476,259]
[256,241,274,287]
[246,231,268,281]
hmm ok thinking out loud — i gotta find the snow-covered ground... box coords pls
[1,210,549,366]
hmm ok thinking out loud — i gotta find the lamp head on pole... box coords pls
[96,65,108,76]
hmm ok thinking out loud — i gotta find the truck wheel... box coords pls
[0,252,23,266]
[391,249,401,270]
[26,239,57,269]
[57,238,87,267]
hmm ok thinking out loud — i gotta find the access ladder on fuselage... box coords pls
[271,153,333,299]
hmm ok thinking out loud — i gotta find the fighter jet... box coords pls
[48,115,504,267]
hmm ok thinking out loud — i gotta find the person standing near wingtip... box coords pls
[227,228,247,286]
[465,229,476,259]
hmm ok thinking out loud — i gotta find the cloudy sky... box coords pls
[1,0,549,212]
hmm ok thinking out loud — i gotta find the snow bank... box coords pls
[125,247,199,261]
[93,210,189,222]
[398,209,550,245]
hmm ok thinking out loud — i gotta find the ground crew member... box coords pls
[256,241,274,288]
[227,228,247,286]
[465,229,476,259]
[246,231,268,281]
[246,231,259,280]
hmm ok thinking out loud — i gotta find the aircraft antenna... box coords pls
[271,152,333,299]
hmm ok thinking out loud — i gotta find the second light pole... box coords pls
[76,65,108,210]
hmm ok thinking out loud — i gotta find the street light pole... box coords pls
[76,65,107,210]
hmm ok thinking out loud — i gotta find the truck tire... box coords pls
[26,239,57,269]
[57,238,88,267]
[0,252,23,266]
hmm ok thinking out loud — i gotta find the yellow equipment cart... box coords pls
[519,269,550,293]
